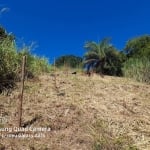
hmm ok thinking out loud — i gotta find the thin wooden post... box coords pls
[53,58,58,90]
[18,55,26,127]
[64,61,68,77]
[54,57,56,72]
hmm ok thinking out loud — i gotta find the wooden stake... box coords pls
[18,55,26,127]
[54,57,56,72]
[53,57,58,91]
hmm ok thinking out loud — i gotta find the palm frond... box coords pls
[84,51,99,59]
[83,59,98,64]
[84,41,99,53]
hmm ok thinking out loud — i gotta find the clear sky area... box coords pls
[0,0,150,61]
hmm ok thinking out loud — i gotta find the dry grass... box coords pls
[0,72,150,150]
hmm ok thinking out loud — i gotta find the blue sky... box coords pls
[0,0,150,61]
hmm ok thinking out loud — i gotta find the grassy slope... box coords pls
[0,72,150,150]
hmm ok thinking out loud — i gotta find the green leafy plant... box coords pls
[0,26,51,93]
[122,57,150,84]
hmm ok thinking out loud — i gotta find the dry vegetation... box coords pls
[0,72,150,150]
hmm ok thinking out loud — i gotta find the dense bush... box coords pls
[103,50,126,76]
[55,55,82,68]
[0,27,51,93]
[124,35,150,58]
[83,39,126,76]
[123,35,150,84]
[0,29,18,93]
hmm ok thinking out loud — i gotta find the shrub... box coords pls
[0,27,51,93]
[122,57,150,84]
[17,48,51,77]
[55,55,82,68]
[0,37,18,93]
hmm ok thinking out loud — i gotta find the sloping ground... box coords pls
[0,72,150,150]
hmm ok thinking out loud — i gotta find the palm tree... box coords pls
[83,38,112,75]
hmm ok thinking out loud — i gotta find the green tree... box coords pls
[104,50,126,76]
[84,38,124,76]
[55,55,82,68]
[123,35,150,83]
[84,38,111,74]
[124,35,150,58]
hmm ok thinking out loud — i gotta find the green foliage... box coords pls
[122,57,150,84]
[123,35,150,83]
[0,37,18,74]
[0,27,18,92]
[18,48,51,76]
[55,55,82,68]
[0,26,51,93]
[84,38,125,76]
[103,49,126,76]
[84,38,111,60]
[84,38,112,74]
[0,26,14,41]
[124,35,150,58]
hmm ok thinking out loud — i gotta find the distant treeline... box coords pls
[0,26,150,93]
[55,37,150,83]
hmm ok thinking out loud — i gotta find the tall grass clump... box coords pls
[0,36,18,92]
[122,57,150,84]
[0,26,51,93]
[17,48,51,77]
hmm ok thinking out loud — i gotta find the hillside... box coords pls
[0,72,150,150]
